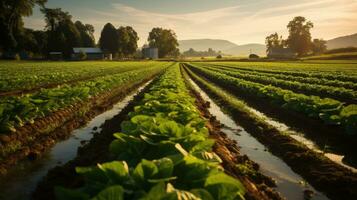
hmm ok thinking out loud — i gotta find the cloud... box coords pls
[24,0,357,46]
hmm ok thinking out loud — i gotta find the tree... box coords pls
[182,48,219,57]
[148,28,179,58]
[265,32,284,53]
[75,21,95,47]
[99,23,119,55]
[117,26,139,57]
[42,7,81,58]
[312,39,327,55]
[286,16,314,56]
[32,30,48,55]
[0,0,47,55]
[16,28,47,56]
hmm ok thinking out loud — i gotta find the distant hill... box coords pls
[327,33,357,49]
[178,39,266,56]
[179,39,237,52]
[224,43,266,56]
[178,33,357,56]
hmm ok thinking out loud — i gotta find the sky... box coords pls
[24,0,357,46]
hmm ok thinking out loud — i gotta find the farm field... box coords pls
[0,61,356,200]
[182,62,357,199]
[0,61,169,173]
[0,61,162,95]
[185,62,357,166]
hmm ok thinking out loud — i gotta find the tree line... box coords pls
[265,16,327,57]
[0,0,180,59]
[182,48,221,57]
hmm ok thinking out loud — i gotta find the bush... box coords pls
[14,54,21,61]
[78,50,87,60]
[216,55,222,59]
[249,54,260,59]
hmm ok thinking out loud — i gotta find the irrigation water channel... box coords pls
[0,82,151,200]
[188,78,329,200]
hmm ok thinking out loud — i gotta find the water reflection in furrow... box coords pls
[188,78,328,200]
[0,82,151,200]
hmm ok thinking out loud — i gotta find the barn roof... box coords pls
[73,47,103,54]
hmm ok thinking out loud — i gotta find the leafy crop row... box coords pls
[56,64,246,200]
[183,64,357,200]
[0,65,166,134]
[186,63,357,135]
[206,62,357,83]
[197,63,357,91]
[0,61,164,93]
[194,64,357,104]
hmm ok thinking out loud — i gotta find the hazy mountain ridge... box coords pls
[179,39,238,52]
[179,33,357,56]
[326,33,357,49]
[178,39,266,56]
[224,43,266,56]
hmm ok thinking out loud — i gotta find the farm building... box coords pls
[72,47,104,60]
[267,47,296,59]
[142,46,159,59]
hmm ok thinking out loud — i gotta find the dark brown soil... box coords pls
[0,73,159,176]
[184,65,357,200]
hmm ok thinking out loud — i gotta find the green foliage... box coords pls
[0,61,165,93]
[148,28,179,58]
[0,0,47,52]
[75,21,95,47]
[57,64,245,200]
[204,63,357,91]
[183,48,220,57]
[99,23,119,54]
[311,39,327,55]
[42,8,90,58]
[197,63,357,103]
[187,63,357,135]
[340,105,357,135]
[286,16,314,56]
[265,32,285,54]
[117,26,139,57]
[0,62,168,134]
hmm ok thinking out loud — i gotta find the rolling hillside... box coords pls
[178,39,266,56]
[327,33,357,49]
[179,39,238,52]
[179,33,357,56]
[224,43,266,56]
